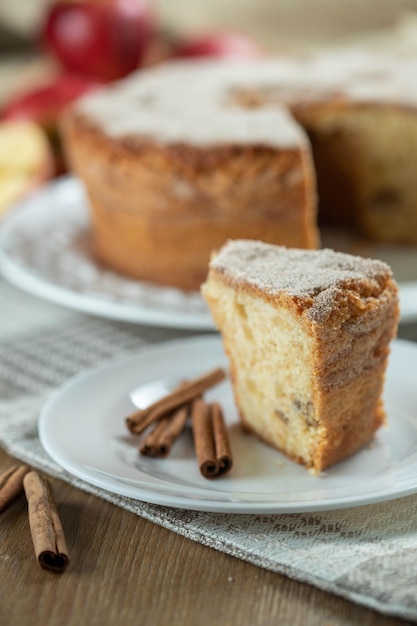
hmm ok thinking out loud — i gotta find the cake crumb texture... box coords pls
[202,240,399,473]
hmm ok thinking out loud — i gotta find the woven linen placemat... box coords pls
[1,315,417,622]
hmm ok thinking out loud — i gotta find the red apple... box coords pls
[2,74,98,173]
[2,74,98,129]
[41,0,155,82]
[173,31,262,60]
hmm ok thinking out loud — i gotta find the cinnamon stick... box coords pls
[23,471,69,573]
[126,367,226,434]
[211,402,233,475]
[191,399,233,479]
[191,398,219,479]
[0,464,30,512]
[140,404,189,457]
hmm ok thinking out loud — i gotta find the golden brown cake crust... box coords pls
[62,112,317,290]
[206,239,397,316]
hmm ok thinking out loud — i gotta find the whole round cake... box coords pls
[61,49,417,290]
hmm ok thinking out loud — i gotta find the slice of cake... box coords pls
[202,240,399,473]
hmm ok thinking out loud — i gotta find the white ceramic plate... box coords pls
[0,177,214,330]
[39,335,417,513]
[0,176,417,327]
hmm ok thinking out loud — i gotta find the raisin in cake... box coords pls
[202,240,399,473]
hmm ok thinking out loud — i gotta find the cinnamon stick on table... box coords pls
[0,464,30,512]
[140,404,189,457]
[23,471,69,573]
[126,367,226,435]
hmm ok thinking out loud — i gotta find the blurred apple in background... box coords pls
[0,0,263,215]
[2,73,99,173]
[3,73,98,128]
[42,0,155,81]
[173,31,262,60]
[0,120,54,218]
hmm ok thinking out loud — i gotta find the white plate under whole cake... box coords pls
[0,176,416,329]
[39,334,417,513]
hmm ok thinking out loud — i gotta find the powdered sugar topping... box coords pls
[209,240,394,321]
[78,61,305,148]
[76,49,417,148]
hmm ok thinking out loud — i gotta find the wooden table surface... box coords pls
[1,280,416,626]
[0,445,414,626]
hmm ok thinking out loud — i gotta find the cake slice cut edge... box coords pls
[201,240,400,474]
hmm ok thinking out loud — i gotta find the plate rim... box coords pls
[1,176,417,326]
[0,176,215,330]
[38,334,417,514]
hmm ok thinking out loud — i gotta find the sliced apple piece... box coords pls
[0,120,54,217]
